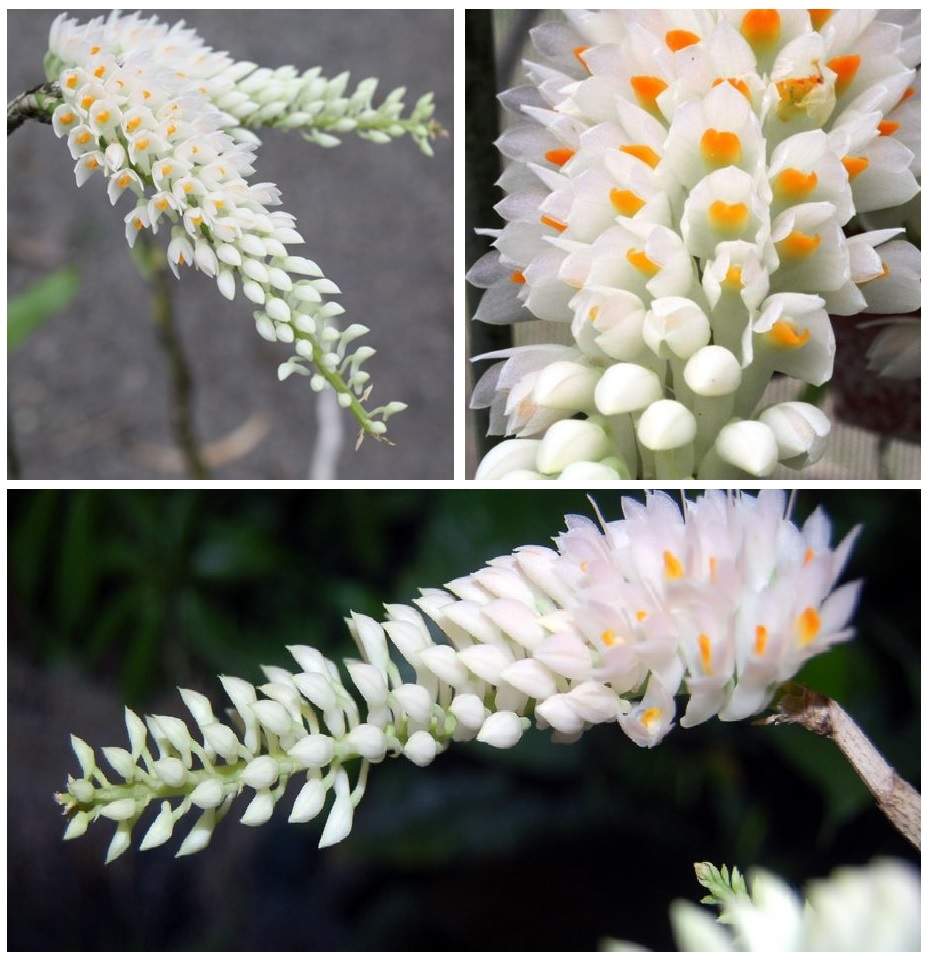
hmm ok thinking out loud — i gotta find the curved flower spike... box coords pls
[56,490,861,860]
[43,11,442,441]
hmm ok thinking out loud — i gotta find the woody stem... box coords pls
[760,682,920,850]
[7,81,60,136]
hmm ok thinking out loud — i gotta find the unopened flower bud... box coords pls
[100,798,137,821]
[459,643,513,684]
[241,790,275,826]
[531,360,600,410]
[154,756,187,788]
[557,460,623,483]
[537,419,609,474]
[319,770,353,848]
[392,683,434,724]
[714,419,778,477]
[289,734,335,768]
[251,699,294,737]
[190,779,225,810]
[346,661,389,706]
[535,694,584,735]
[594,363,663,415]
[500,658,558,700]
[637,400,697,451]
[242,756,280,791]
[477,711,524,749]
[683,346,742,397]
[475,438,541,482]
[403,730,439,766]
[140,801,175,850]
[289,779,328,823]
[344,723,387,762]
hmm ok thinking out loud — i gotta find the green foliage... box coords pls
[695,861,749,909]
[7,267,80,350]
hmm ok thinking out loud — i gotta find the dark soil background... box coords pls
[7,489,920,950]
[8,11,453,480]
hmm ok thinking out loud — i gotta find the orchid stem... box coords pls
[136,234,209,479]
[7,81,59,136]
[760,682,920,850]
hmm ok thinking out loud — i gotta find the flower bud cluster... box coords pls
[470,9,920,479]
[57,490,861,860]
[45,11,435,438]
[228,66,438,155]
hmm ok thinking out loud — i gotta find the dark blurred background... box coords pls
[8,11,452,480]
[7,490,920,950]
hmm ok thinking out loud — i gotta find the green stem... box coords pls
[136,235,210,479]
[7,412,22,479]
[294,331,386,445]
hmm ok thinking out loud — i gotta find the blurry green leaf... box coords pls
[55,492,98,634]
[192,520,284,581]
[7,267,80,350]
[120,590,163,701]
[178,588,256,674]
[87,584,146,661]
[9,491,58,602]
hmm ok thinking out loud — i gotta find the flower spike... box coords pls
[43,11,441,440]
[56,491,862,861]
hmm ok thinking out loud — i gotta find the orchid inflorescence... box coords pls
[43,12,439,440]
[470,9,920,481]
[56,490,861,861]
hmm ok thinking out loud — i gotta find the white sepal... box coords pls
[403,730,439,766]
[476,710,524,749]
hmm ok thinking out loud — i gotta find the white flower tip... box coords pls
[476,710,524,749]
[683,346,742,397]
[594,363,663,415]
[715,420,778,477]
[475,438,541,482]
[758,402,830,465]
[537,418,609,475]
[637,400,697,451]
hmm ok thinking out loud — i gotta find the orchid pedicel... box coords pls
[42,11,440,442]
[56,490,862,860]
[469,9,920,480]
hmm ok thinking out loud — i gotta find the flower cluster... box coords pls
[470,10,920,480]
[45,11,438,439]
[56,490,861,860]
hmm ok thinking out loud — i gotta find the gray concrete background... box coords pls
[8,10,453,480]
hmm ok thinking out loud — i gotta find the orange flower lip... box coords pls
[700,129,742,167]
[774,168,818,199]
[620,144,660,169]
[767,320,811,349]
[708,200,749,233]
[544,147,575,167]
[610,188,645,217]
[666,29,700,52]
[741,9,780,47]
[827,54,860,95]
[627,248,660,276]
[777,230,822,260]
[630,75,668,114]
